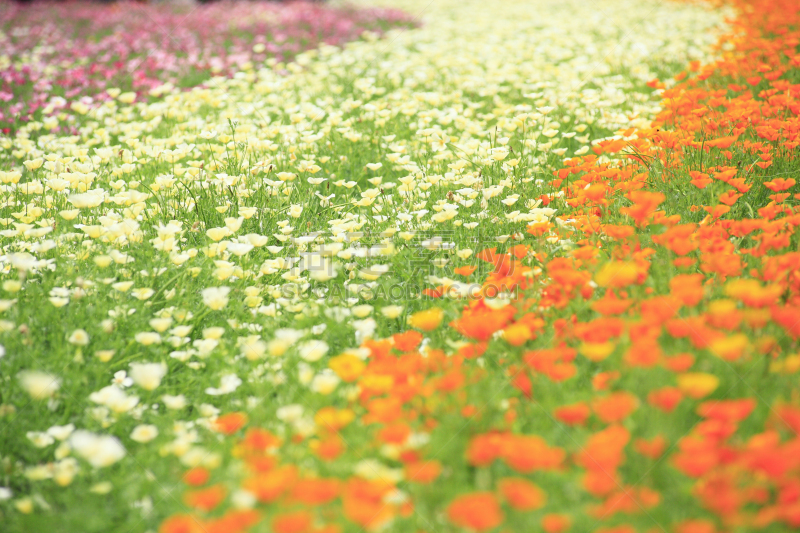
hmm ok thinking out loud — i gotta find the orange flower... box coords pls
[290,478,340,505]
[377,422,411,444]
[476,247,498,263]
[554,402,591,426]
[501,435,565,472]
[696,398,755,422]
[466,432,505,466]
[542,513,572,533]
[497,477,546,511]
[591,291,633,315]
[527,221,552,236]
[623,340,662,368]
[592,371,620,391]
[675,519,716,533]
[670,273,705,307]
[314,407,355,432]
[770,305,800,339]
[342,478,395,530]
[653,224,698,256]
[310,434,346,461]
[238,428,281,455]
[455,265,478,276]
[725,279,782,308]
[718,190,742,206]
[446,492,504,531]
[764,177,796,192]
[620,190,665,225]
[452,305,516,341]
[634,435,667,459]
[648,386,683,413]
[689,171,713,189]
[577,425,630,472]
[159,514,204,533]
[392,330,423,352]
[404,460,442,484]
[592,391,639,423]
[663,352,695,372]
[272,511,312,533]
[242,465,298,502]
[183,484,227,512]
[183,467,210,487]
[705,135,739,149]
[213,412,248,435]
[204,510,261,533]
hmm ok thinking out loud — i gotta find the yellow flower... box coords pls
[329,353,366,382]
[595,261,641,288]
[408,308,444,331]
[677,372,719,399]
[579,341,616,362]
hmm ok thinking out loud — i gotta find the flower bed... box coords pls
[6,0,800,531]
[0,0,415,128]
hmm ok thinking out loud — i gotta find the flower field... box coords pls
[0,1,414,128]
[3,0,800,531]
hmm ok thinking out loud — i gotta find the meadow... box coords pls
[2,0,800,532]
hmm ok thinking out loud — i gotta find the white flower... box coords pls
[298,340,329,362]
[135,332,162,346]
[353,318,377,343]
[47,424,75,441]
[69,430,126,468]
[129,362,167,391]
[68,329,90,346]
[231,489,257,509]
[202,286,231,310]
[89,482,113,494]
[130,425,159,443]
[161,394,187,410]
[18,370,60,400]
[53,457,80,486]
[276,404,304,423]
[298,363,314,385]
[381,305,404,319]
[112,371,133,388]
[354,459,403,483]
[0,487,11,501]
[89,385,139,414]
[26,431,55,448]
[239,336,267,361]
[311,371,340,395]
[205,373,242,395]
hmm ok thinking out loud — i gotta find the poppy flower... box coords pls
[183,484,226,512]
[498,477,546,510]
[213,412,248,435]
[446,492,504,531]
[408,308,444,331]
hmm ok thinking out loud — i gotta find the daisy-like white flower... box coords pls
[112,371,133,388]
[18,370,60,400]
[69,431,126,468]
[128,362,167,391]
[130,425,158,443]
[202,286,231,311]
